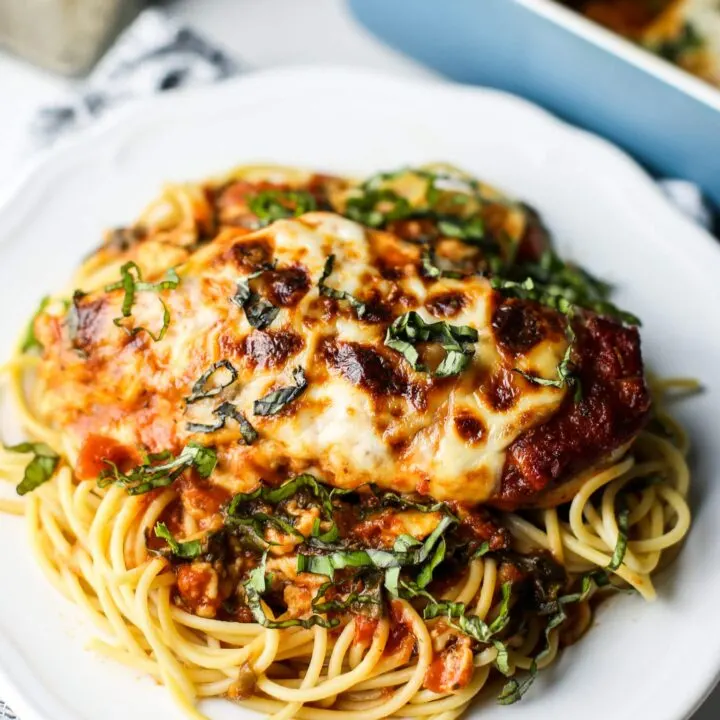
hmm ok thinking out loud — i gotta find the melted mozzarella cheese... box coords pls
[35,212,570,504]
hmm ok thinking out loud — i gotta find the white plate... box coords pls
[0,66,718,720]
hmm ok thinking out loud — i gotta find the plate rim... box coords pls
[0,64,718,720]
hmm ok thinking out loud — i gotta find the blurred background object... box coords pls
[560,0,720,86]
[28,8,237,147]
[348,0,720,208]
[0,0,143,76]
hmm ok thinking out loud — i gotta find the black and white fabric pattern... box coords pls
[30,8,239,147]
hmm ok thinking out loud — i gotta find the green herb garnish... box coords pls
[318,255,366,318]
[297,514,456,589]
[6,442,59,496]
[186,401,258,444]
[243,553,340,629]
[98,442,217,495]
[248,190,317,227]
[253,367,307,416]
[514,323,582,402]
[344,188,412,228]
[384,311,478,377]
[437,216,485,242]
[154,522,203,559]
[186,360,238,404]
[492,250,640,326]
[21,296,51,353]
[377,490,455,516]
[498,661,537,705]
[607,498,630,571]
[230,268,280,330]
[419,248,464,280]
[105,262,180,341]
[311,579,383,614]
[227,473,347,544]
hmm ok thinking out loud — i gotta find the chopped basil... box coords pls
[437,216,485,242]
[186,401,258,444]
[248,190,317,227]
[491,276,572,315]
[230,269,280,330]
[243,553,339,629]
[228,473,338,515]
[607,499,630,571]
[154,522,203,559]
[419,248,464,280]
[344,188,411,228]
[66,290,87,348]
[185,417,225,434]
[420,581,513,676]
[185,360,238,404]
[105,262,180,341]
[420,249,441,279]
[493,638,511,676]
[514,323,582,402]
[384,311,478,377]
[98,442,217,495]
[312,517,339,543]
[535,570,610,665]
[471,541,491,559]
[253,367,307,416]
[227,473,346,544]
[424,597,494,643]
[399,577,513,675]
[297,515,455,585]
[318,255,367,318]
[416,537,446,589]
[226,512,305,545]
[489,582,513,634]
[497,661,537,705]
[6,442,59,496]
[347,167,487,246]
[311,581,383,615]
[492,250,640,326]
[21,296,50,353]
[377,490,455,517]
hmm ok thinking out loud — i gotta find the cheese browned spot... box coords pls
[424,290,468,319]
[71,296,106,352]
[453,411,486,445]
[485,367,521,412]
[320,338,420,404]
[225,238,274,270]
[491,298,565,357]
[242,329,304,370]
[264,266,311,307]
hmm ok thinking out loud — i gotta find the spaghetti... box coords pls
[0,164,696,720]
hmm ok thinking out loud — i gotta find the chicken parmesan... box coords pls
[1,163,694,720]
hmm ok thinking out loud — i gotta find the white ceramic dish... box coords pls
[0,66,718,720]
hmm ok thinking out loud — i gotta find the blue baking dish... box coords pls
[348,0,720,207]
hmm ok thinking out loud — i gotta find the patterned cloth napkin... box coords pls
[29,8,238,148]
[0,7,715,720]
